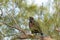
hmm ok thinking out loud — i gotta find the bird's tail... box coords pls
[40,33,44,40]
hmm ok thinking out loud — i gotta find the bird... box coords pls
[29,17,44,39]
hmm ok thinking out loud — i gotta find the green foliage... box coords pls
[0,0,9,3]
[0,0,3,3]
[26,4,37,12]
[0,0,60,40]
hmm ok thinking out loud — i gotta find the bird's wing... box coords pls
[33,20,42,33]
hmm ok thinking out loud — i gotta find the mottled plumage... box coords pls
[29,17,43,36]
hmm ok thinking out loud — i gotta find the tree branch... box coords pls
[0,22,54,40]
[2,22,27,36]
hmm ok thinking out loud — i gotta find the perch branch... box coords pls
[0,22,54,40]
[0,22,42,39]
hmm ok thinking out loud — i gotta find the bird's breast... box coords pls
[29,23,34,27]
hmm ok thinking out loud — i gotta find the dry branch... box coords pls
[0,22,54,40]
[2,22,27,36]
[1,22,42,39]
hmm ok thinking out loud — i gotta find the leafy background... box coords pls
[0,0,60,40]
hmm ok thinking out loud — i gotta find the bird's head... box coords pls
[29,17,34,23]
